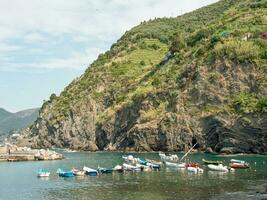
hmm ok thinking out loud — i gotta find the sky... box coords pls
[0,0,218,112]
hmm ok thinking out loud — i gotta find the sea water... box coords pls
[0,152,266,200]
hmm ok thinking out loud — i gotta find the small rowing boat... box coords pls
[113,165,123,172]
[57,168,74,177]
[207,164,229,172]
[187,167,204,173]
[97,167,113,174]
[83,166,98,176]
[136,164,152,172]
[123,163,140,171]
[186,162,199,168]
[230,159,246,164]
[145,159,163,166]
[71,168,85,176]
[229,162,249,169]
[202,159,223,165]
[159,152,179,162]
[37,169,50,177]
[137,158,147,165]
[146,162,160,171]
[165,161,186,168]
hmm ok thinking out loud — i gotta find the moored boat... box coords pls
[136,164,152,172]
[137,158,147,165]
[229,162,249,169]
[230,159,246,164]
[122,155,138,164]
[165,161,186,168]
[113,165,123,172]
[122,163,140,171]
[97,167,113,174]
[159,152,179,162]
[146,162,161,171]
[207,164,229,172]
[202,159,223,165]
[145,159,163,166]
[71,168,85,176]
[186,162,199,168]
[187,167,204,173]
[83,166,98,176]
[37,169,50,177]
[57,168,74,177]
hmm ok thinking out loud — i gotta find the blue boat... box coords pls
[56,168,74,177]
[146,162,161,171]
[97,167,113,174]
[83,166,98,176]
[138,159,147,165]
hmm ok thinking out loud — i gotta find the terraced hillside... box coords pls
[17,0,267,154]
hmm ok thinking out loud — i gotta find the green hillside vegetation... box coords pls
[46,0,266,120]
[21,0,267,152]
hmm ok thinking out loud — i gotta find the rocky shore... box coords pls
[0,144,63,162]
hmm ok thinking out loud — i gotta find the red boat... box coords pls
[186,162,199,168]
[229,162,249,169]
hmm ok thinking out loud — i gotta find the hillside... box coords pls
[0,108,39,141]
[17,0,267,154]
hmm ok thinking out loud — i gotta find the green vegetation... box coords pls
[39,0,267,125]
[232,93,267,113]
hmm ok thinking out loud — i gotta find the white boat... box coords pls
[83,166,98,176]
[145,159,163,166]
[122,163,140,171]
[159,152,179,162]
[71,168,85,176]
[165,161,186,168]
[207,164,229,172]
[122,155,139,164]
[37,169,50,177]
[230,159,246,164]
[187,167,204,173]
[113,165,123,172]
[136,164,152,172]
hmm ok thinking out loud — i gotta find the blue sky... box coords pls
[0,0,218,112]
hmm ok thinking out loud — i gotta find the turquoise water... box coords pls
[0,152,266,200]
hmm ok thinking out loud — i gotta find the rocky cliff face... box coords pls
[16,0,267,154]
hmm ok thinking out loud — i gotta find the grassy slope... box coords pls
[39,0,266,132]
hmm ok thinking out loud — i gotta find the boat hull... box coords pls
[165,161,186,168]
[207,164,228,172]
[83,166,98,176]
[229,163,249,169]
[202,159,222,165]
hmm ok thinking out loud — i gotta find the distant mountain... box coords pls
[0,108,12,121]
[0,108,39,141]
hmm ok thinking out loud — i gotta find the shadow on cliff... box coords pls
[201,113,267,154]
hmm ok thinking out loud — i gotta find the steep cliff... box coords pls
[17,0,267,153]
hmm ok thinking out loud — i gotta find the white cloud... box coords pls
[0,0,218,71]
[30,47,103,69]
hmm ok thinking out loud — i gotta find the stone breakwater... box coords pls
[0,144,63,162]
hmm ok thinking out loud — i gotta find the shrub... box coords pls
[140,60,146,66]
[232,92,258,113]
[187,28,211,46]
[214,41,259,63]
[152,77,161,87]
[256,96,267,112]
[149,43,160,50]
[170,32,186,53]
